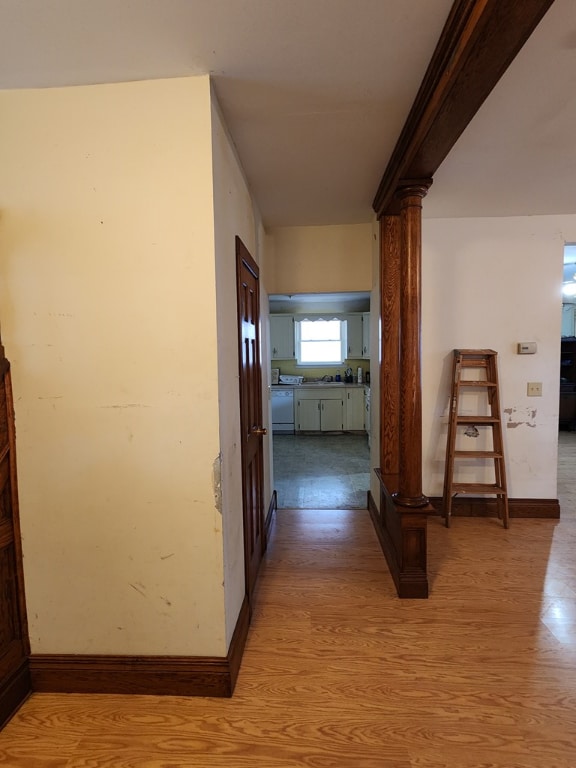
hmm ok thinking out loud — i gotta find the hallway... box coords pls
[1,478,575,765]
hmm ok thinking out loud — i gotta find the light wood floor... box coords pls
[1,438,575,767]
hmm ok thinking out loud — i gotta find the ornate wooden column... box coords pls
[372,181,433,599]
[379,214,401,492]
[370,0,556,599]
[393,183,430,508]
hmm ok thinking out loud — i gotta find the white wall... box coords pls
[0,76,229,656]
[422,215,571,499]
[210,91,268,647]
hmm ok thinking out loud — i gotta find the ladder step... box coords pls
[459,380,497,387]
[450,483,507,494]
[454,451,503,459]
[455,416,499,424]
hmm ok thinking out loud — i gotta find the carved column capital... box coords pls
[395,179,433,205]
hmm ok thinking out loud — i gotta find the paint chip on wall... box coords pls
[504,407,537,429]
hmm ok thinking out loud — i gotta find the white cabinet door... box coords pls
[270,315,295,359]
[297,398,320,430]
[362,312,370,359]
[344,314,363,358]
[321,399,344,431]
[345,388,365,431]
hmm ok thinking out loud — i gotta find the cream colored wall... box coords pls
[210,92,269,647]
[0,76,229,656]
[267,224,372,293]
[422,214,571,499]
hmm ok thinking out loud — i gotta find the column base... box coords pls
[392,492,430,508]
[372,471,433,598]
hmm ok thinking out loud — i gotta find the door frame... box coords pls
[235,236,267,609]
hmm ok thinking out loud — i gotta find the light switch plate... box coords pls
[518,342,537,354]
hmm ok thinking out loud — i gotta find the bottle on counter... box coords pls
[357,367,363,384]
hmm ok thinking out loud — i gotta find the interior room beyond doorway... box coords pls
[269,291,371,510]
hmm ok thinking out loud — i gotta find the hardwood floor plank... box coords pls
[1,441,576,767]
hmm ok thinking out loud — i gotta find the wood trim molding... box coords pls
[227,593,250,693]
[0,660,31,730]
[373,0,556,216]
[30,596,251,698]
[428,496,560,519]
[266,490,277,539]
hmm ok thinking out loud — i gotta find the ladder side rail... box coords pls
[442,352,463,526]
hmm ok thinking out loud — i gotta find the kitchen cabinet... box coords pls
[344,314,363,358]
[296,389,344,432]
[364,386,371,446]
[270,315,295,359]
[345,387,365,431]
[362,312,370,358]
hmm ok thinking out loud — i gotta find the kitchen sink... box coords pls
[301,381,345,386]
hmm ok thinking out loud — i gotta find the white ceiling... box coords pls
[425,0,576,220]
[0,0,573,227]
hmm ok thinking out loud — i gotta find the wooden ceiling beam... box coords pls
[372,0,556,217]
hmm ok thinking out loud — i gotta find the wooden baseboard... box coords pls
[266,490,277,539]
[0,660,31,729]
[428,496,560,519]
[30,595,251,698]
[226,594,250,693]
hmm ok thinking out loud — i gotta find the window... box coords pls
[296,318,346,365]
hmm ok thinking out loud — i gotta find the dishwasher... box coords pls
[271,388,295,434]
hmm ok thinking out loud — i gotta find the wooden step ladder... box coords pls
[442,349,509,529]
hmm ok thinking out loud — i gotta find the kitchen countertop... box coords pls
[272,382,368,389]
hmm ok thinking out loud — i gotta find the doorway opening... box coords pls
[269,291,371,510]
[558,244,576,521]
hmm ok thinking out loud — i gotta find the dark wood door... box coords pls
[0,341,30,727]
[236,237,266,607]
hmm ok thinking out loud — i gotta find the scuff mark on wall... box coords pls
[99,404,151,409]
[504,407,537,429]
[213,453,222,514]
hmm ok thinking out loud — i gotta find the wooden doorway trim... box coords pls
[235,237,267,612]
[0,339,31,727]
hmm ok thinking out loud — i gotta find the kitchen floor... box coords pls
[272,433,370,509]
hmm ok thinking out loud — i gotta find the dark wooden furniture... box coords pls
[560,338,576,430]
[0,341,31,727]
